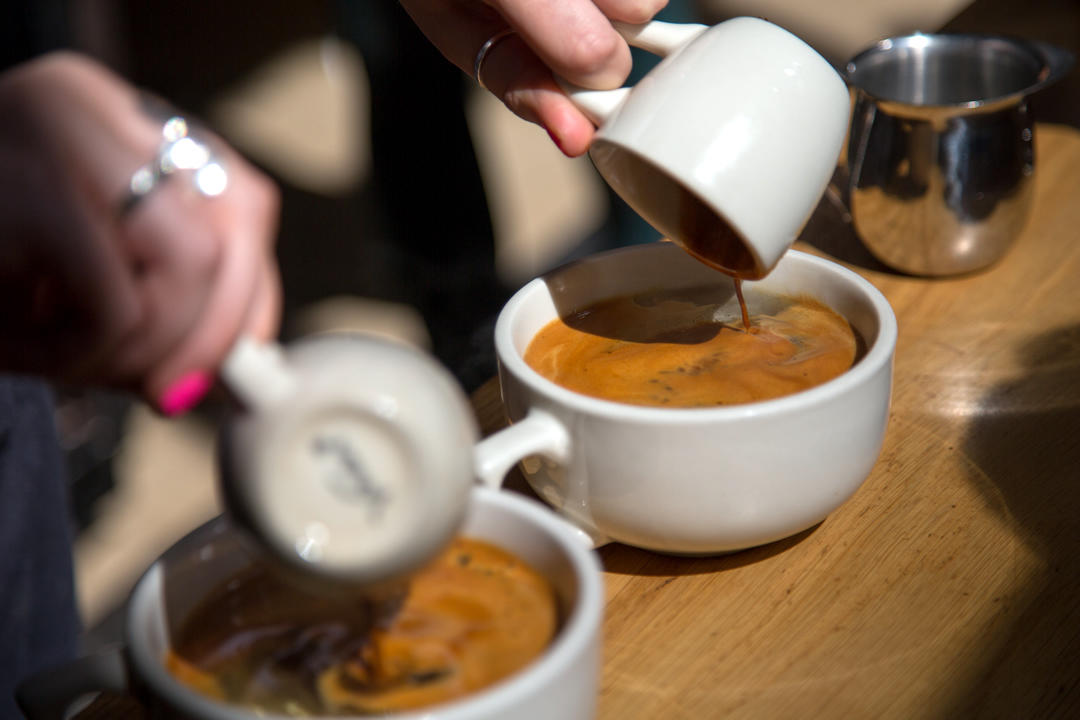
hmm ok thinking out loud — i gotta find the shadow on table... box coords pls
[599,525,822,578]
[796,174,897,276]
[948,322,1080,717]
[497,461,823,578]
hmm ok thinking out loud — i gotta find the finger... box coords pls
[143,168,281,409]
[481,35,596,157]
[0,228,142,382]
[244,252,282,345]
[47,223,144,381]
[397,0,611,153]
[486,0,631,90]
[0,171,143,381]
[591,0,669,24]
[107,144,280,407]
[222,156,281,353]
[108,177,221,388]
[149,250,280,418]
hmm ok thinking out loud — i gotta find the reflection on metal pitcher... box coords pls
[843,33,1073,276]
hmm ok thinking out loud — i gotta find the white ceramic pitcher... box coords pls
[563,17,850,278]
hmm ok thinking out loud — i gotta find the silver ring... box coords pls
[119,115,228,217]
[473,28,516,91]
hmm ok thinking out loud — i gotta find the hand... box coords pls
[398,0,668,157]
[0,52,281,413]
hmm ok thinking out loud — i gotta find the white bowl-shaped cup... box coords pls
[17,488,604,720]
[563,18,850,279]
[474,242,897,553]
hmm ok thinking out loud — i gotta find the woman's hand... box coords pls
[0,52,281,414]
[398,0,668,157]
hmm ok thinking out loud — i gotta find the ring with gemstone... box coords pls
[119,115,228,217]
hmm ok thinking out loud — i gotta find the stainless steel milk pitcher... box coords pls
[843,33,1073,276]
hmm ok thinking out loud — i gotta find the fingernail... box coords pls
[158,371,213,416]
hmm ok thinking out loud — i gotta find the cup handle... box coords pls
[219,336,297,411]
[557,20,709,125]
[473,408,571,489]
[473,409,611,548]
[16,645,130,720]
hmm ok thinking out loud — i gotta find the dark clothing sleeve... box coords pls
[0,377,81,720]
[0,9,82,716]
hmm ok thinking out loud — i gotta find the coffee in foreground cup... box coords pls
[16,489,604,720]
[165,535,557,715]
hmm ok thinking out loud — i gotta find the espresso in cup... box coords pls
[476,243,897,554]
[165,536,557,716]
[523,284,858,408]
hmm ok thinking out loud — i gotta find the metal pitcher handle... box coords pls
[1028,40,1075,95]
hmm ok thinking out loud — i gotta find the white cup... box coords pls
[562,17,850,279]
[217,334,481,589]
[474,242,897,553]
[17,488,604,720]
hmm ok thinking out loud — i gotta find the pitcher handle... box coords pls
[1028,40,1075,95]
[611,20,709,56]
[557,20,709,125]
[219,336,297,411]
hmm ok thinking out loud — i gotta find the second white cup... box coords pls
[17,488,603,720]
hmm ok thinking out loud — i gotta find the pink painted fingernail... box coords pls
[158,371,213,416]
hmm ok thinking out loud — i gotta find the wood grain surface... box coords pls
[75,124,1080,719]
[474,123,1080,720]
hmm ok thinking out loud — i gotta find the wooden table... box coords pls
[77,124,1080,719]
[476,123,1080,719]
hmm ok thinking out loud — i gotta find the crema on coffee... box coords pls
[166,537,557,715]
[524,285,857,407]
